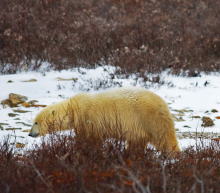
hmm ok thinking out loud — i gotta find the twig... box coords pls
[29,160,54,193]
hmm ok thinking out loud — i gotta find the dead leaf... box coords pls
[5,127,22,131]
[13,109,30,113]
[16,143,25,148]
[173,109,193,113]
[22,129,31,133]
[56,77,78,81]
[21,101,46,108]
[123,180,133,186]
[125,159,132,167]
[21,79,37,82]
[31,104,47,107]
[21,102,31,107]
[191,115,201,119]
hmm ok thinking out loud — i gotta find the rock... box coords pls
[7,80,13,83]
[201,116,214,127]
[9,93,28,106]
[8,113,19,117]
[1,99,14,107]
[1,93,28,107]
[211,109,218,113]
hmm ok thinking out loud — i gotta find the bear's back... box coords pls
[91,88,165,107]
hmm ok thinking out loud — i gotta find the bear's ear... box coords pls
[52,110,55,116]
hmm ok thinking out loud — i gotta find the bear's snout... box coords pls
[28,132,39,137]
[29,124,40,137]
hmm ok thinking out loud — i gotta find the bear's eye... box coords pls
[35,122,38,125]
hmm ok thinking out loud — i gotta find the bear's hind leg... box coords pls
[153,130,181,153]
[151,115,181,153]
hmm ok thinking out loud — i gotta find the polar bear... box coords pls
[29,88,180,152]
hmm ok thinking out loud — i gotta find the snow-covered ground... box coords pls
[0,65,220,153]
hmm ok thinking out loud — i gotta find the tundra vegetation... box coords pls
[1,133,220,193]
[0,0,219,75]
[0,0,220,192]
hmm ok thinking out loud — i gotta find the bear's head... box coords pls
[29,105,72,137]
[29,121,41,137]
[29,113,50,137]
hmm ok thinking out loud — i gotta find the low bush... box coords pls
[0,134,220,193]
[0,0,220,74]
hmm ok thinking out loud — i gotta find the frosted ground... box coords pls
[0,65,220,153]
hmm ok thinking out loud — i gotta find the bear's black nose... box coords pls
[28,132,39,137]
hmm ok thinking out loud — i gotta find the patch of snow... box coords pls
[0,65,220,153]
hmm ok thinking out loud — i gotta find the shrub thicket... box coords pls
[0,0,220,74]
[0,134,220,193]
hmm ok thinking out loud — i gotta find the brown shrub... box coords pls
[0,133,220,193]
[0,0,220,74]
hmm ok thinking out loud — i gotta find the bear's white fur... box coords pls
[29,88,180,152]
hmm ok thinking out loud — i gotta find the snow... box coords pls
[0,65,220,153]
